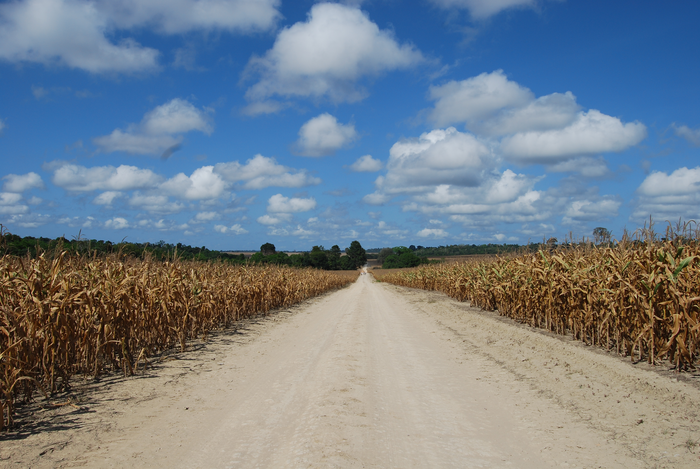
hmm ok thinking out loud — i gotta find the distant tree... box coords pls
[377,247,394,265]
[409,245,416,251]
[592,227,612,245]
[345,240,367,269]
[260,242,276,256]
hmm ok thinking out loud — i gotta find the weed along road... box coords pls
[6,273,700,468]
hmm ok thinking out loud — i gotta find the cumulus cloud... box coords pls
[417,228,448,238]
[429,70,533,128]
[562,197,622,224]
[0,192,29,215]
[93,191,122,205]
[0,0,159,73]
[244,2,424,104]
[429,0,538,19]
[104,217,130,229]
[634,167,700,220]
[52,163,162,192]
[2,172,44,192]
[94,98,212,156]
[294,113,357,157]
[267,194,316,213]
[257,213,291,225]
[99,0,281,34]
[192,211,219,223]
[214,154,320,189]
[673,124,700,147]
[427,70,646,165]
[0,0,280,74]
[500,110,647,163]
[546,156,611,178]
[160,166,227,200]
[128,192,185,213]
[381,127,494,193]
[349,154,382,172]
[214,224,248,235]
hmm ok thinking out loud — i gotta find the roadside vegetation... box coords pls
[0,233,358,430]
[377,222,700,371]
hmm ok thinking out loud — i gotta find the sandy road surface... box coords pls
[3,273,700,468]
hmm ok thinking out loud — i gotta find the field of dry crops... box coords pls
[377,237,700,371]
[0,251,356,430]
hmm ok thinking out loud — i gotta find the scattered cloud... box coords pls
[429,0,539,20]
[93,191,122,206]
[500,110,647,163]
[294,113,357,157]
[267,194,317,213]
[31,85,49,99]
[349,154,382,172]
[244,2,424,105]
[52,163,162,192]
[634,166,700,220]
[160,166,227,200]
[214,154,320,189]
[93,98,212,156]
[0,0,281,74]
[257,214,291,225]
[104,217,130,229]
[192,211,219,223]
[672,124,700,147]
[2,172,44,192]
[0,192,29,215]
[214,224,248,235]
[417,227,448,238]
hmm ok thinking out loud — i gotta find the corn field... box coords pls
[378,234,700,372]
[0,251,356,430]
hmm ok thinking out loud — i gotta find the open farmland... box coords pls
[0,251,356,430]
[3,270,699,468]
[377,237,700,370]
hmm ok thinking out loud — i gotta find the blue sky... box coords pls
[1,0,699,250]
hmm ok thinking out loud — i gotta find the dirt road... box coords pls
[4,273,700,468]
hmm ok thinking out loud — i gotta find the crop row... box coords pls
[377,239,700,370]
[0,252,356,430]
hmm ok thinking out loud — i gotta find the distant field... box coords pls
[425,254,500,263]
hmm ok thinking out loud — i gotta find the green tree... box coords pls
[377,247,394,265]
[592,227,612,245]
[345,240,367,269]
[260,242,276,256]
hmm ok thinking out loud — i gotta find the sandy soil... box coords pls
[2,273,699,468]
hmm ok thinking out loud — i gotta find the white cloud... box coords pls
[214,223,248,235]
[257,214,291,225]
[429,70,533,128]
[128,193,185,214]
[294,113,357,157]
[417,228,448,238]
[0,117,5,133]
[193,211,219,223]
[500,110,647,163]
[362,192,390,205]
[244,2,424,104]
[2,172,44,192]
[52,163,162,192]
[429,0,538,19]
[0,0,160,73]
[267,194,316,213]
[0,192,28,214]
[160,166,227,200]
[99,0,281,34]
[0,0,281,74]
[93,191,122,205]
[427,71,645,166]
[634,167,700,220]
[214,154,320,189]
[94,98,212,156]
[563,197,622,224]
[5,213,51,228]
[547,157,611,178]
[104,217,130,229]
[673,124,700,147]
[240,100,289,116]
[382,127,494,193]
[349,154,382,172]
